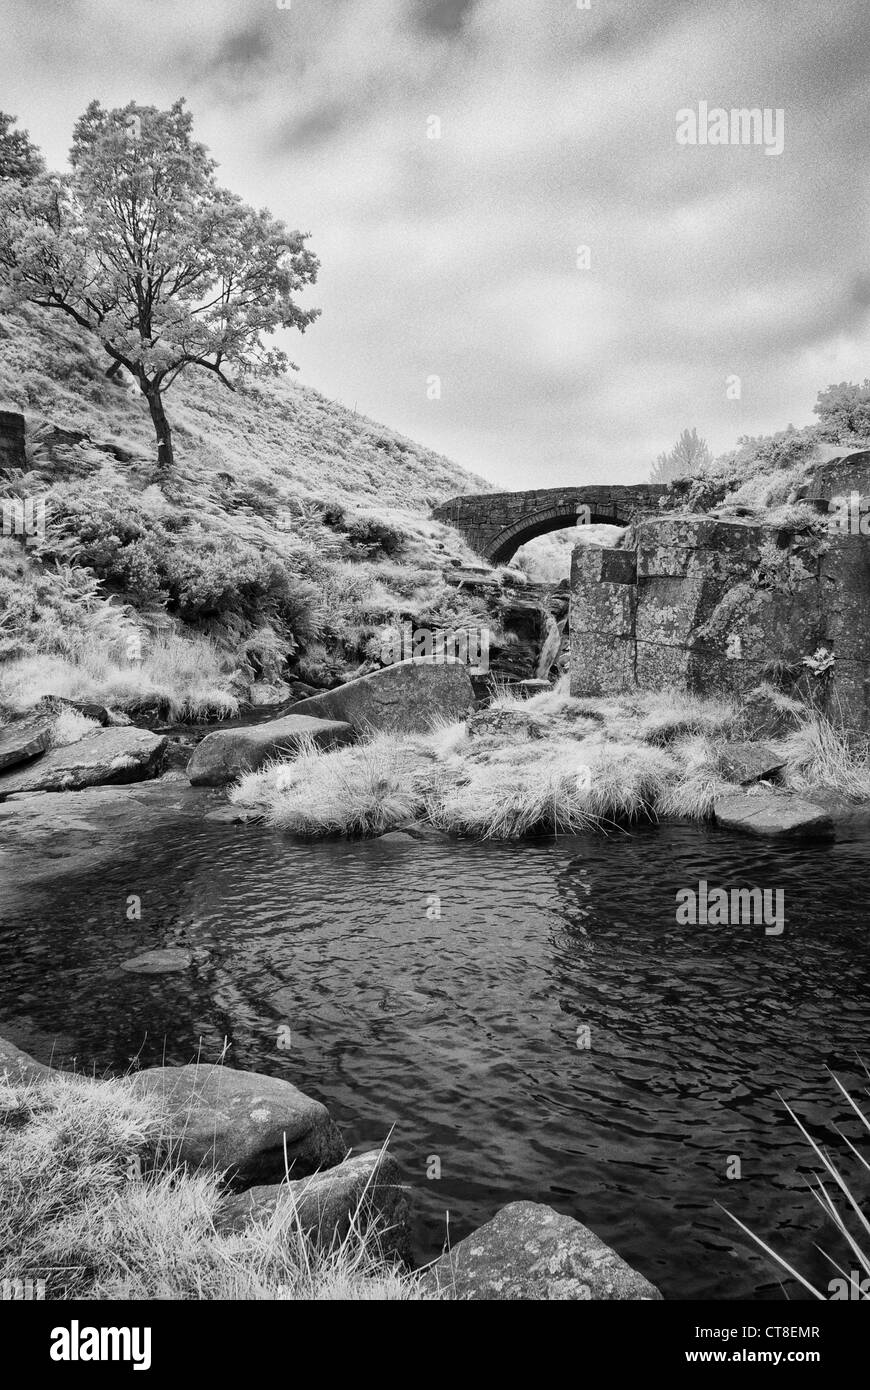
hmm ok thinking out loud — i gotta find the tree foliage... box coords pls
[0,99,319,471]
[0,112,45,183]
[650,427,713,484]
[813,381,870,442]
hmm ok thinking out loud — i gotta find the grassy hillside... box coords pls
[0,307,491,510]
[0,308,501,718]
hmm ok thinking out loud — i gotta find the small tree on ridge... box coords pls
[650,427,712,484]
[0,99,320,473]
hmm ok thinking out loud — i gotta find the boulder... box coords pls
[0,717,52,771]
[215,1149,411,1263]
[0,1033,51,1083]
[467,707,544,740]
[423,1201,661,1300]
[290,657,476,735]
[714,790,834,837]
[717,741,786,785]
[187,714,353,787]
[247,681,292,707]
[120,949,193,974]
[130,1063,344,1187]
[740,687,804,740]
[0,727,167,799]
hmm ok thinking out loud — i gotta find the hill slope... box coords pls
[0,306,491,511]
[0,309,502,718]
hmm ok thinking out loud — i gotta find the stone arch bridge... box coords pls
[431,484,667,565]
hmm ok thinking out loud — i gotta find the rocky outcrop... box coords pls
[0,716,52,771]
[187,713,354,786]
[570,476,870,730]
[713,789,834,837]
[215,1149,411,1263]
[290,656,476,734]
[797,448,870,509]
[423,1201,661,1300]
[0,409,26,473]
[0,727,167,799]
[131,1063,344,1188]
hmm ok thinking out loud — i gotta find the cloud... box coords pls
[1,0,869,488]
[418,0,480,38]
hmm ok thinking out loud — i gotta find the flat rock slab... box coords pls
[0,727,167,799]
[423,1201,661,1300]
[291,656,476,735]
[131,1063,344,1187]
[0,781,215,886]
[187,714,353,787]
[718,741,785,785]
[215,1150,411,1263]
[0,718,53,771]
[0,1033,52,1083]
[120,949,194,974]
[714,790,834,837]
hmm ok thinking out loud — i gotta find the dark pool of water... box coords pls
[1,811,868,1299]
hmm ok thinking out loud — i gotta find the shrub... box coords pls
[343,512,403,558]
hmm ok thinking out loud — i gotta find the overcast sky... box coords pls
[2,0,868,488]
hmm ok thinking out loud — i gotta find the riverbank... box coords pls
[3,677,870,865]
[227,681,870,840]
[0,1039,660,1301]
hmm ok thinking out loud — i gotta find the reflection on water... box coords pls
[1,808,869,1299]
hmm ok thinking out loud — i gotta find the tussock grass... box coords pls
[0,634,239,721]
[722,1069,870,1300]
[231,687,763,840]
[230,684,870,841]
[427,747,598,839]
[0,1072,425,1301]
[232,734,421,837]
[657,736,734,819]
[47,707,102,747]
[779,711,870,799]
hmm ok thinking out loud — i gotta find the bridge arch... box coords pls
[486,503,621,565]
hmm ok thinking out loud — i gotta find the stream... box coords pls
[1,808,868,1299]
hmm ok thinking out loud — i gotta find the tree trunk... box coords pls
[143,387,174,472]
